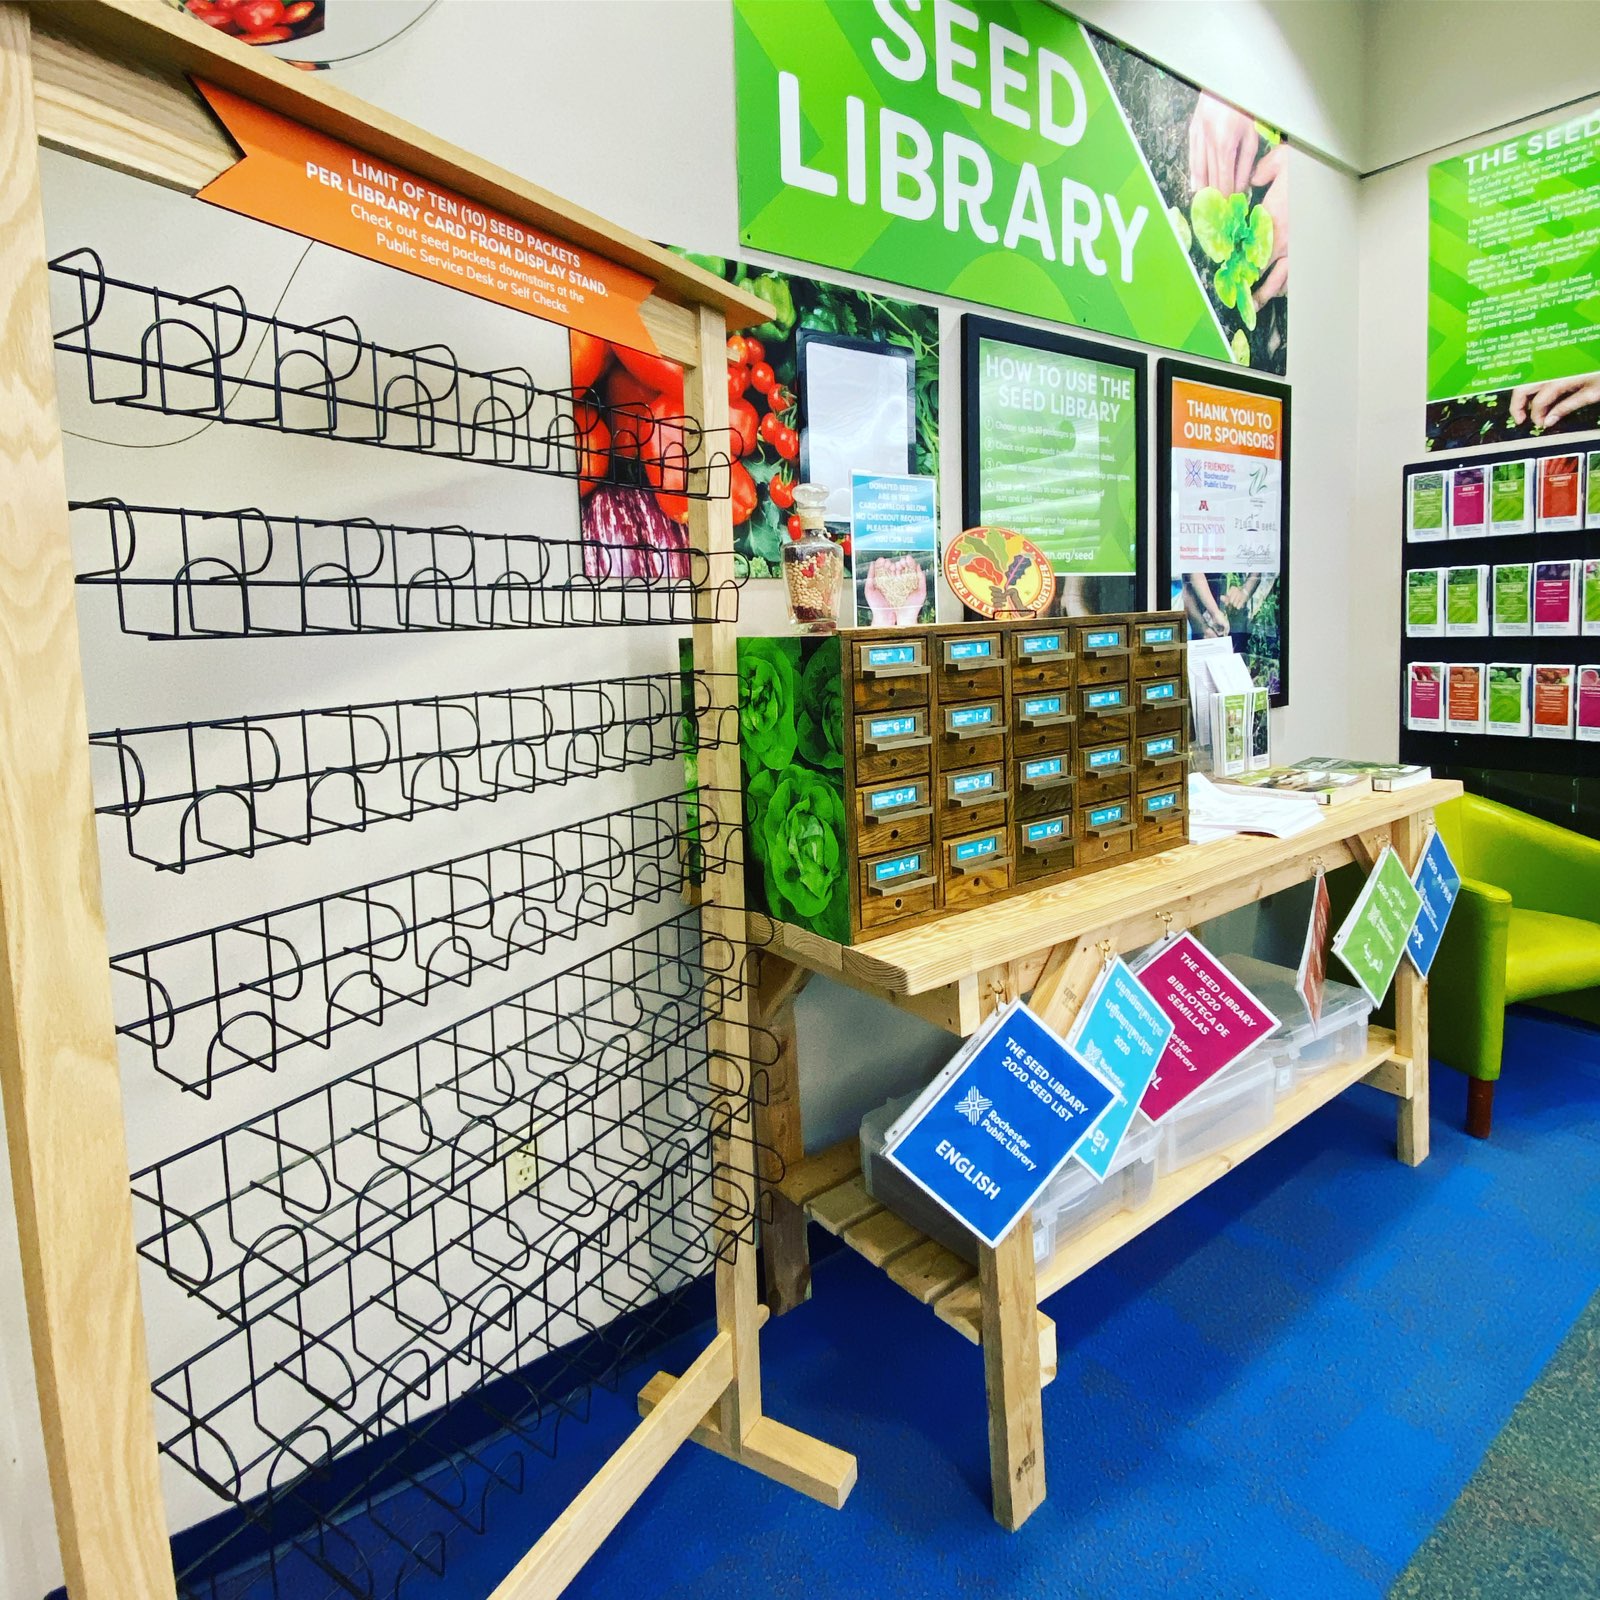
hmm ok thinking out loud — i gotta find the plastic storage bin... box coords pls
[1220,954,1374,1098]
[1154,1051,1277,1178]
[860,1094,1158,1267]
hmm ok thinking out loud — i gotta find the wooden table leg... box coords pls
[1391,812,1431,1167]
[978,1217,1046,1530]
[754,956,813,1316]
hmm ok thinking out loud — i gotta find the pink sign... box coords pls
[1578,666,1600,741]
[1408,664,1442,724]
[1451,467,1485,532]
[1134,934,1281,1121]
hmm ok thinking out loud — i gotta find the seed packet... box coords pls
[1489,459,1533,534]
[1406,568,1443,637]
[1492,563,1531,635]
[1445,662,1484,733]
[1537,454,1583,532]
[1448,465,1487,537]
[1577,665,1600,743]
[1486,662,1530,736]
[1407,471,1447,542]
[1531,664,1574,740]
[1445,565,1489,637]
[1533,560,1578,636]
[1407,662,1444,730]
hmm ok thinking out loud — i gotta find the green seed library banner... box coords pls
[732,0,1289,374]
[1427,104,1600,448]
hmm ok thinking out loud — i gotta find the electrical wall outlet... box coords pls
[505,1141,539,1197]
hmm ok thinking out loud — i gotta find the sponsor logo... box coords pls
[955,1088,990,1125]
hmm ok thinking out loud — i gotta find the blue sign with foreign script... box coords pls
[883,1001,1117,1248]
[1406,827,1461,977]
[1066,959,1174,1181]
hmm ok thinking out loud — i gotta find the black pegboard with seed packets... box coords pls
[1400,438,1600,778]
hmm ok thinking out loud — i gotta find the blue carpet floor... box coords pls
[217,1010,1600,1600]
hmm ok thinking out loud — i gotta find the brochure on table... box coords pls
[1064,959,1174,1182]
[1132,934,1280,1122]
[883,1000,1117,1248]
[1406,828,1461,978]
[1331,846,1425,1006]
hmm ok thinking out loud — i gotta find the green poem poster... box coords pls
[732,0,1289,373]
[1427,105,1600,446]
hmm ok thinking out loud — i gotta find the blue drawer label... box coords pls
[1143,735,1178,758]
[950,704,994,729]
[1026,818,1066,843]
[866,644,917,667]
[1087,746,1126,769]
[947,638,993,660]
[868,714,917,739]
[1022,695,1063,718]
[1023,756,1064,781]
[1085,687,1125,710]
[952,770,995,796]
[1085,629,1123,649]
[874,852,923,882]
[954,835,999,863]
[1143,681,1178,701]
[1145,791,1179,815]
[1020,632,1062,655]
[1140,625,1176,645]
[1088,803,1126,828]
[870,784,920,811]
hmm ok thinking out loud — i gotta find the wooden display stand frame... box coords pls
[0,5,853,1597]
[755,780,1460,1530]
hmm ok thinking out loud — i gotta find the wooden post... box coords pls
[754,954,811,1315]
[978,1222,1045,1530]
[0,8,177,1596]
[1391,810,1431,1166]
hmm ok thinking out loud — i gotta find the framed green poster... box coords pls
[960,316,1145,616]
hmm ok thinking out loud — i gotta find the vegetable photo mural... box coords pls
[737,634,850,942]
[681,255,940,579]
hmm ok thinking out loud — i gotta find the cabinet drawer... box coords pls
[934,762,1008,834]
[859,845,936,930]
[1077,798,1135,870]
[851,636,930,712]
[1076,739,1135,807]
[1136,730,1189,792]
[1136,785,1188,853]
[1012,688,1076,759]
[1135,674,1187,736]
[1016,809,1074,866]
[934,631,1007,699]
[1073,619,1130,685]
[940,825,1013,906]
[1014,751,1076,819]
[854,707,932,785]
[1131,616,1186,679]
[1009,626,1075,691]
[855,775,933,853]
[1077,680,1135,744]
[937,698,1006,767]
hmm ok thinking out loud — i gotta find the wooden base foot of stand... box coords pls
[1465,1077,1495,1140]
[637,1372,858,1508]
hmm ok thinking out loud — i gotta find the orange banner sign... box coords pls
[194,82,660,353]
[1171,378,1282,461]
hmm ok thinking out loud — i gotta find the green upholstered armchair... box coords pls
[1431,794,1600,1137]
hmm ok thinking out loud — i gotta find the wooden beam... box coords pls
[26,0,773,325]
[636,1371,857,1509]
[755,992,810,1315]
[0,11,176,1595]
[1391,813,1431,1166]
[978,1223,1046,1530]
[1361,1053,1413,1098]
[492,1335,734,1599]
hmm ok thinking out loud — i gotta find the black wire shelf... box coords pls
[51,247,735,499]
[90,669,734,872]
[112,787,737,1096]
[133,910,775,1600]
[71,498,743,638]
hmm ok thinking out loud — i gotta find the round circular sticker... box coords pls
[942,527,1056,619]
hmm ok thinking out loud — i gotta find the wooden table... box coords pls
[753,780,1460,1531]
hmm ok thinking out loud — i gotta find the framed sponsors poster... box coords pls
[961,317,1146,618]
[1158,359,1292,706]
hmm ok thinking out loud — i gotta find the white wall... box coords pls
[1365,0,1600,171]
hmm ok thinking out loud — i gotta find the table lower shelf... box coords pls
[778,1026,1403,1350]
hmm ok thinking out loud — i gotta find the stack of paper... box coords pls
[1187,772,1322,843]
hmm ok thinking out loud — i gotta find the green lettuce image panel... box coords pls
[738,635,849,942]
[733,0,1240,365]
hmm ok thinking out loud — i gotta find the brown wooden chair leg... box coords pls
[1465,1077,1495,1140]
